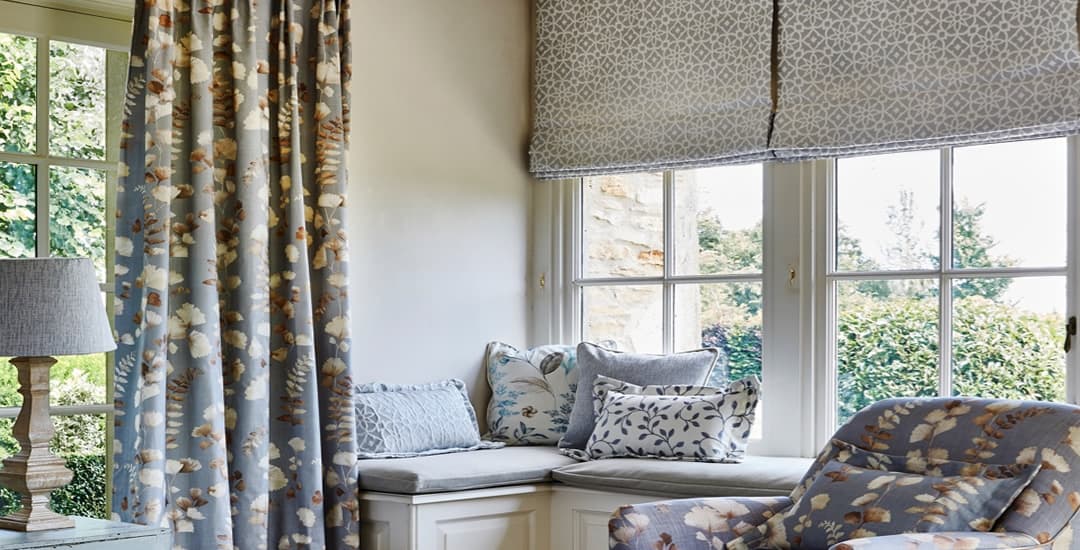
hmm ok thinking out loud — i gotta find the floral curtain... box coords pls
[112,1,358,548]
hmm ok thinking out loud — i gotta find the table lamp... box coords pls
[0,258,115,531]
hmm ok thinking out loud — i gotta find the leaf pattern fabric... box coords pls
[830,532,1044,550]
[484,342,580,445]
[577,377,759,463]
[609,398,1080,550]
[775,460,1040,549]
[112,1,357,548]
[608,496,792,550]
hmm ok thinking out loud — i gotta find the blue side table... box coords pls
[0,517,170,549]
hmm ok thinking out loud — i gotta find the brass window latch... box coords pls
[1066,316,1077,353]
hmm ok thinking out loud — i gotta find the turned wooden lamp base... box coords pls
[0,357,74,531]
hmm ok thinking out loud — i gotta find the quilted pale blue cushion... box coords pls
[354,379,504,459]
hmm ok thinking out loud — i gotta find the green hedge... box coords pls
[707,295,1065,424]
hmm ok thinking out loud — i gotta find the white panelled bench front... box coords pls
[358,447,811,550]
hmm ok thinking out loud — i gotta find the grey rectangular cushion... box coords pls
[551,455,813,498]
[357,447,578,494]
[560,343,720,449]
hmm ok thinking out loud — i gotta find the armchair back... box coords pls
[796,398,1080,548]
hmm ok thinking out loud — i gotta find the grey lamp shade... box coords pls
[0,258,116,357]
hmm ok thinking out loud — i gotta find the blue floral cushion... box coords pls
[354,379,503,458]
[578,377,760,463]
[484,342,580,445]
[773,460,1040,549]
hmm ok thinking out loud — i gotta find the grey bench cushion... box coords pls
[358,446,578,494]
[552,455,813,498]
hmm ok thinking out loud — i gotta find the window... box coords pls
[576,166,765,386]
[550,137,1078,457]
[825,138,1074,428]
[0,4,130,518]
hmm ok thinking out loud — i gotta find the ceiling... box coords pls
[17,0,133,20]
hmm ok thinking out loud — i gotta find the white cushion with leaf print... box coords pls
[484,342,580,445]
[577,376,760,463]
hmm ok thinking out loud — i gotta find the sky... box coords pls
[687,138,1068,315]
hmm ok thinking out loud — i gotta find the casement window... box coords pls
[537,164,804,455]
[0,1,130,516]
[816,137,1080,432]
[575,167,765,381]
[544,137,1080,457]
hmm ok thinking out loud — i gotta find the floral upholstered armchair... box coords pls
[609,398,1080,550]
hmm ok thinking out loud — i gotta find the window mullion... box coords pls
[662,171,675,354]
[572,179,584,344]
[939,148,954,397]
[34,36,49,258]
[820,159,838,443]
[1068,136,1080,405]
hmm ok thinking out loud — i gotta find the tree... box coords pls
[695,187,1058,418]
[0,36,108,277]
[837,224,891,298]
[697,215,762,317]
[952,200,1016,300]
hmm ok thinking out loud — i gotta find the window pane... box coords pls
[674,165,762,276]
[0,162,36,258]
[953,139,1067,269]
[582,173,663,278]
[0,354,106,408]
[0,33,37,153]
[49,166,107,281]
[51,354,108,406]
[0,414,107,519]
[583,285,662,353]
[836,279,939,425]
[952,277,1065,401]
[836,150,940,272]
[49,41,106,160]
[674,282,762,386]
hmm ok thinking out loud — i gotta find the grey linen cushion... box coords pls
[358,447,577,494]
[354,379,503,459]
[552,455,812,498]
[558,343,720,450]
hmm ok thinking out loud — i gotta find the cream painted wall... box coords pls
[349,0,534,419]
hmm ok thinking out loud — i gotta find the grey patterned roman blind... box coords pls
[529,0,775,180]
[771,0,1080,159]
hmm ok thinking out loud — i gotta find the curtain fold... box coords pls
[529,0,775,180]
[770,0,1080,159]
[112,1,358,548]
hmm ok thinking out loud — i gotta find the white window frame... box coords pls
[0,0,132,506]
[537,137,1080,459]
[810,137,1080,448]
[533,165,812,457]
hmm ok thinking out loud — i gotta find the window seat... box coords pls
[358,449,812,550]
[358,446,577,494]
[551,454,809,498]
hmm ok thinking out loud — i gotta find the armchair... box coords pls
[609,397,1080,550]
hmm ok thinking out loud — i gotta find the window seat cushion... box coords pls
[357,446,578,494]
[551,455,813,497]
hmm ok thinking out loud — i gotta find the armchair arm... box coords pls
[609,496,792,550]
[829,532,1047,550]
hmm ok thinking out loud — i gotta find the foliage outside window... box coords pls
[0,30,125,519]
[830,140,1068,425]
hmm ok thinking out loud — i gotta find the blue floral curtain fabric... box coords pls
[112,1,357,548]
